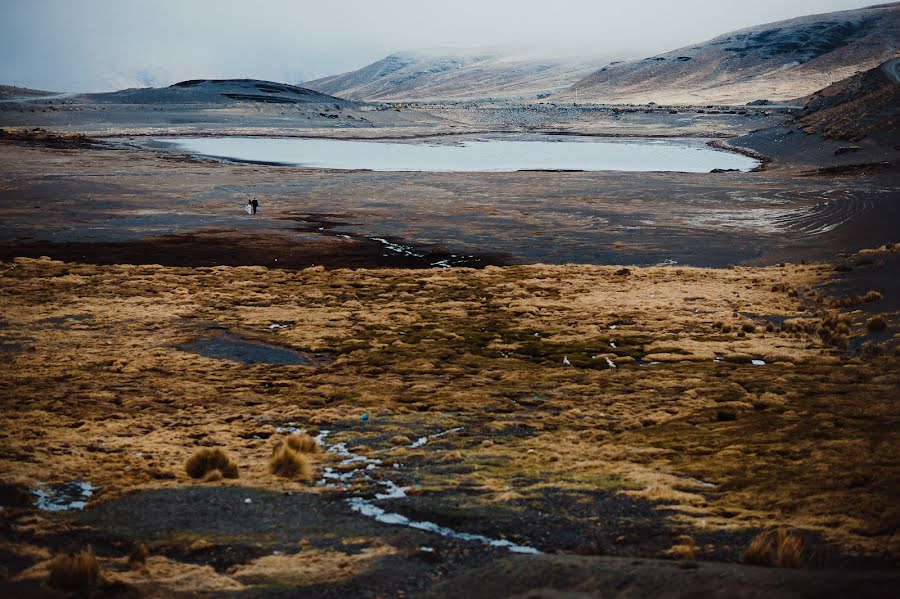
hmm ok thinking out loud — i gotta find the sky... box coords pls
[0,0,885,92]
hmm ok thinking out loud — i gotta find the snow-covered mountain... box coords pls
[555,2,900,105]
[306,49,608,101]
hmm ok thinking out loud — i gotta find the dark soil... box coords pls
[0,231,509,271]
[428,553,900,599]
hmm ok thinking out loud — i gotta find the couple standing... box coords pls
[245,197,260,215]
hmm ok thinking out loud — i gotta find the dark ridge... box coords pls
[722,18,877,62]
[220,93,305,104]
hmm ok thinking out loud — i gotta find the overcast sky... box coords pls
[0,0,884,92]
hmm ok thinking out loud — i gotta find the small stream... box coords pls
[312,427,539,554]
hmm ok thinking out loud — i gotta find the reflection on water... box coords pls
[177,329,314,365]
[154,135,759,173]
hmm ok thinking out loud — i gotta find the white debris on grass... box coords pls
[370,237,424,258]
[408,426,464,449]
[751,359,766,366]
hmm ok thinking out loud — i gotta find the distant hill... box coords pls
[306,49,607,101]
[82,79,349,105]
[555,2,900,105]
[794,57,899,141]
[0,85,57,100]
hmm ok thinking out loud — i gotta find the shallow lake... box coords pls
[153,135,759,173]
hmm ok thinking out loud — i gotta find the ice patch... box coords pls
[345,498,538,554]
[32,481,97,512]
[751,359,766,366]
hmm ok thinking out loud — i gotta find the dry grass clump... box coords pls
[668,535,698,561]
[740,528,804,568]
[867,315,888,332]
[741,322,756,334]
[390,435,413,446]
[185,448,239,480]
[47,546,101,590]
[832,290,884,308]
[280,434,320,454]
[861,341,884,356]
[128,542,148,569]
[751,392,786,410]
[863,290,883,303]
[270,445,313,481]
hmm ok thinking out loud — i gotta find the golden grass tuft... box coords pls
[390,434,413,446]
[668,535,698,561]
[185,448,239,480]
[741,532,773,566]
[270,445,313,481]
[281,434,320,454]
[48,546,101,590]
[775,529,805,569]
[740,528,804,568]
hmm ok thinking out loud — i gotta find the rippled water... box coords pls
[153,135,759,173]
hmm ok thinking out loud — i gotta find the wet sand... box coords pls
[0,137,896,270]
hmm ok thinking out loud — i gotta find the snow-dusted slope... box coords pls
[306,49,606,101]
[82,79,349,105]
[556,2,900,105]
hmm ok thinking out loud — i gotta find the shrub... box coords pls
[741,323,756,334]
[270,445,312,481]
[867,315,887,332]
[48,546,101,590]
[740,528,804,568]
[185,448,239,480]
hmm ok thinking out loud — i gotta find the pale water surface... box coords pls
[154,135,759,173]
